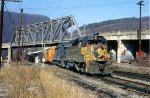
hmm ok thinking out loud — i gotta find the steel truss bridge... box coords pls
[11,15,81,47]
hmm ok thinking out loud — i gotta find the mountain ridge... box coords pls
[3,11,50,43]
[80,16,149,35]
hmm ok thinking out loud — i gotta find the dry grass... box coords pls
[39,69,98,98]
[0,66,45,98]
[0,65,98,98]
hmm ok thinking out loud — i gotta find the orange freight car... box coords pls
[44,47,57,63]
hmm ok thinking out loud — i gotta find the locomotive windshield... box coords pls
[76,35,107,46]
[88,36,107,45]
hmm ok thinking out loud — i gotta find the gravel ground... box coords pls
[112,63,150,75]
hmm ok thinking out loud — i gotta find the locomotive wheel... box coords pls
[80,65,85,73]
[60,59,65,68]
[65,61,69,69]
[103,64,112,76]
[74,63,80,71]
[85,63,92,73]
[108,73,113,77]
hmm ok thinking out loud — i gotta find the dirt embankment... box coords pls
[0,65,98,98]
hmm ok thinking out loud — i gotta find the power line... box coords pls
[8,0,138,11]
[17,1,22,10]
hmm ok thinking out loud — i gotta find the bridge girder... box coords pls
[11,15,81,47]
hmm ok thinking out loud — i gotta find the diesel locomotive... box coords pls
[44,35,112,75]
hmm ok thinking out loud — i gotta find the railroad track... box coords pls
[114,71,150,82]
[46,65,128,97]
[76,71,150,96]
[101,75,150,95]
[70,72,150,97]
[42,64,150,97]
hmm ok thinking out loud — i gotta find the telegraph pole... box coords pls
[17,8,23,64]
[0,0,22,68]
[84,24,85,36]
[137,0,144,57]
[0,0,5,69]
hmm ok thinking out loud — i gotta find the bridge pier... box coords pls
[101,30,149,63]
[117,37,128,63]
[7,47,11,65]
[117,37,121,63]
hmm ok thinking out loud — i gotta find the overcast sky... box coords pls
[5,0,149,26]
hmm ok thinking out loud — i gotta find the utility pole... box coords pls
[137,0,144,57]
[84,24,85,36]
[17,8,23,64]
[0,0,4,69]
[0,0,22,68]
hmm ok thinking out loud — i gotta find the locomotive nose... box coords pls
[94,46,105,60]
[93,46,110,60]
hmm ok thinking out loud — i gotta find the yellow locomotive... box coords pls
[45,35,112,75]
